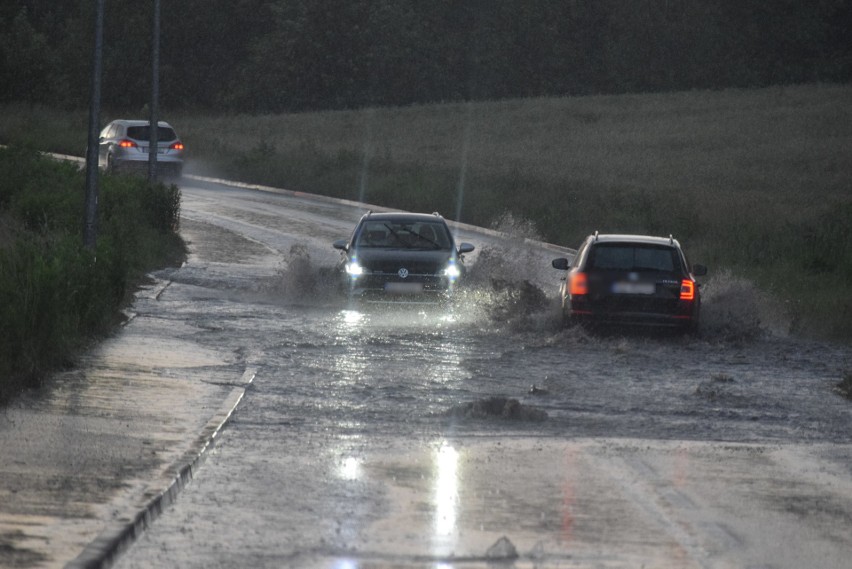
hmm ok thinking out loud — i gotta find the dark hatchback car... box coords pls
[333,212,475,303]
[551,233,707,331]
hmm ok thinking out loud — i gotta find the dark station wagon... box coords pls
[551,233,707,332]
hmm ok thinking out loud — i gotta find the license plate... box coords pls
[142,148,167,154]
[385,282,423,294]
[612,282,655,295]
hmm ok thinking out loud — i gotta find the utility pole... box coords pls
[83,0,105,250]
[148,0,160,182]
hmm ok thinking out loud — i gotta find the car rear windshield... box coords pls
[126,126,177,142]
[588,244,679,272]
[356,220,451,250]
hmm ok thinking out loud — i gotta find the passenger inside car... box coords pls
[361,228,388,247]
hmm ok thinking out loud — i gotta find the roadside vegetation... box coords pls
[0,146,184,405]
[0,83,850,340]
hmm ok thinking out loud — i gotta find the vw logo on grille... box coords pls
[398,268,409,279]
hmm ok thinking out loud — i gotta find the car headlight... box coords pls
[443,263,461,279]
[345,261,364,276]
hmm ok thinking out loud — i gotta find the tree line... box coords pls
[2,0,850,113]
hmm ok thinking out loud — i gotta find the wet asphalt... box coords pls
[2,177,851,568]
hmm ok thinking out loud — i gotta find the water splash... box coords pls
[489,211,545,241]
[271,243,341,305]
[699,269,790,342]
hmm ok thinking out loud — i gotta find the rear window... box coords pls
[588,244,678,272]
[126,126,177,142]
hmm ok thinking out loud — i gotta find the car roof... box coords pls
[110,119,175,128]
[589,233,681,247]
[359,212,446,223]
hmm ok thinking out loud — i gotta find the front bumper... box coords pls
[344,274,457,303]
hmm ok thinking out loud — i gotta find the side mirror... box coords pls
[552,258,570,270]
[458,242,475,254]
[332,239,348,251]
[692,264,707,276]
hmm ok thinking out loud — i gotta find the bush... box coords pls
[0,146,185,405]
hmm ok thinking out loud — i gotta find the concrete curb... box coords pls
[66,367,256,569]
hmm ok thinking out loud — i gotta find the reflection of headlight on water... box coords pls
[434,443,459,537]
[345,261,364,276]
[341,310,364,326]
[338,456,361,481]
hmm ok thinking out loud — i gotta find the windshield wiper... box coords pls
[409,230,440,249]
[383,223,410,248]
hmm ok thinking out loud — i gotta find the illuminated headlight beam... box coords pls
[443,263,461,280]
[345,261,364,276]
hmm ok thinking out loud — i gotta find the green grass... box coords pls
[0,146,185,405]
[1,83,850,340]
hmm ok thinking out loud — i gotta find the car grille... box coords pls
[366,260,442,276]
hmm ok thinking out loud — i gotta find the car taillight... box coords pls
[169,141,184,150]
[680,279,695,300]
[118,139,137,148]
[570,272,588,296]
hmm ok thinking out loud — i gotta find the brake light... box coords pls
[118,139,137,148]
[680,279,695,300]
[570,272,588,296]
[169,141,184,150]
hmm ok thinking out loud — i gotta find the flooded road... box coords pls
[115,179,852,568]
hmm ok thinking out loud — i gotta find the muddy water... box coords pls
[168,269,852,446]
[115,181,852,568]
[174,183,851,447]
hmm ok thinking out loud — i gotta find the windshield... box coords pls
[588,244,678,272]
[355,220,451,250]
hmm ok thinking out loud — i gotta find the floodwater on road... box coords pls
[165,280,852,446]
[113,181,852,568]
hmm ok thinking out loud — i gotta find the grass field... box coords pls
[1,83,850,339]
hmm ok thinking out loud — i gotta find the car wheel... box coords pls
[682,304,700,335]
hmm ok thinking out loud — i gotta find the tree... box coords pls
[0,7,58,104]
